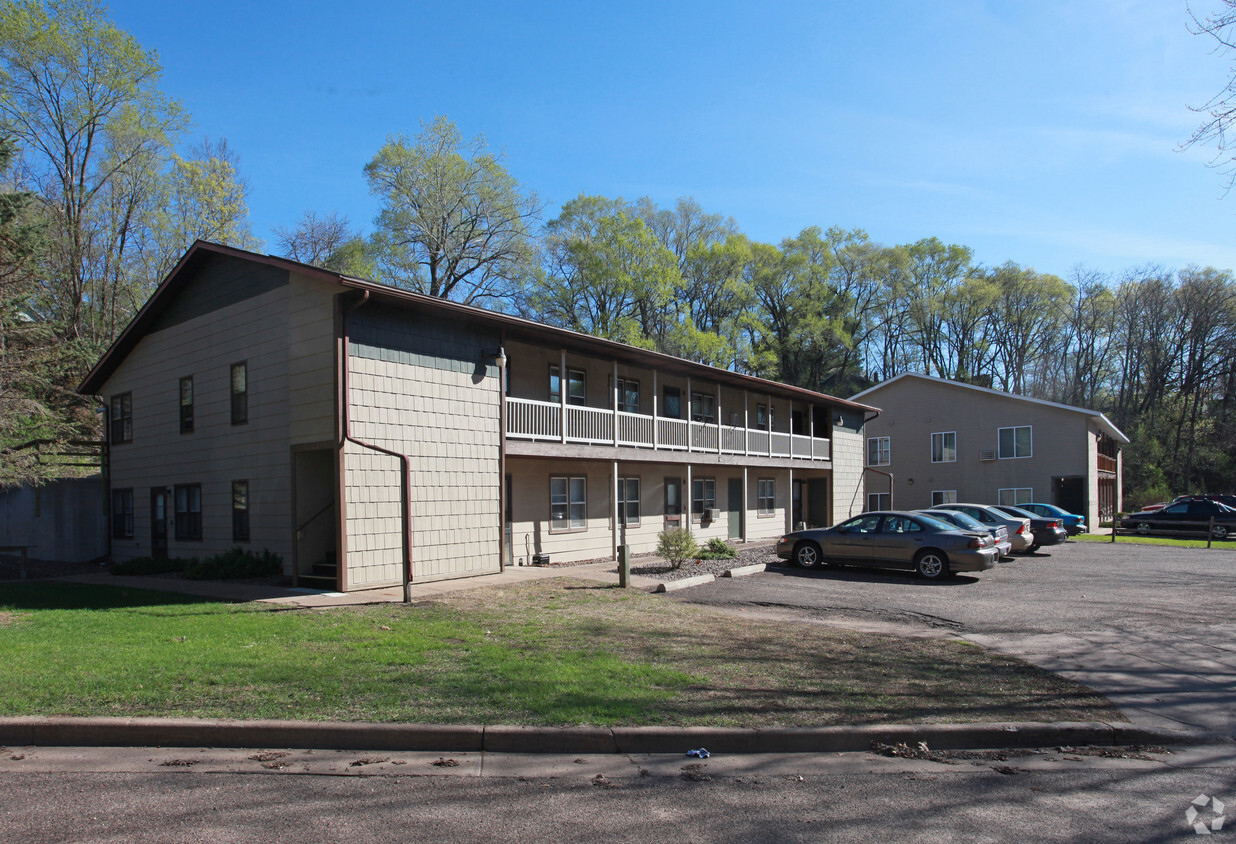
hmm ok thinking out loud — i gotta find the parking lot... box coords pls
[672,540,1236,738]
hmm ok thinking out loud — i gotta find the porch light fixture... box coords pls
[493,346,507,368]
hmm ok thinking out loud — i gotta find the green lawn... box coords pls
[1076,533,1234,549]
[0,578,1122,727]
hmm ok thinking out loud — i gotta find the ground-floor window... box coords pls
[232,480,250,542]
[174,483,202,541]
[867,492,890,511]
[757,478,775,516]
[112,488,133,538]
[998,487,1033,506]
[618,477,640,526]
[550,476,587,531]
[692,477,716,519]
[931,489,957,506]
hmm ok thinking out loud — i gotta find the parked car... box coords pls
[916,509,1012,558]
[992,505,1068,552]
[1171,493,1236,509]
[1119,499,1236,540]
[926,503,1034,554]
[1020,502,1087,535]
[775,511,999,579]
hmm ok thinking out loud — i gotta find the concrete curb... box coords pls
[723,563,767,578]
[0,717,1218,754]
[654,574,715,593]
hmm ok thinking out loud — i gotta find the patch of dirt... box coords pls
[680,763,712,782]
[1055,745,1170,761]
[159,759,199,767]
[248,751,288,763]
[349,756,390,767]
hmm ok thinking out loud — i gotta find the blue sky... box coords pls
[109,0,1236,279]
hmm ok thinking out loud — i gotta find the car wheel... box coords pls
[914,550,949,580]
[794,541,823,569]
[1027,543,1041,553]
[1136,521,1152,535]
[1212,524,1230,541]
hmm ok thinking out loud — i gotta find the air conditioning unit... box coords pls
[705,508,721,521]
[979,450,997,461]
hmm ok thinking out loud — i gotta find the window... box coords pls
[758,479,775,517]
[550,476,586,531]
[692,477,716,518]
[111,488,133,538]
[932,490,957,506]
[179,376,194,433]
[691,392,715,424]
[998,426,1031,459]
[110,393,132,444]
[549,366,586,406]
[616,378,639,414]
[867,436,890,466]
[998,488,1033,506]
[664,477,682,516]
[232,480,250,542]
[864,494,889,513]
[618,477,640,526]
[174,484,202,541]
[756,404,768,430]
[662,386,682,419]
[231,362,248,424]
[931,431,956,463]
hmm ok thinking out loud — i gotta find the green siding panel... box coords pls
[349,305,500,377]
[149,253,289,332]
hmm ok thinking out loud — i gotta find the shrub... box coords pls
[656,528,699,570]
[110,556,189,576]
[696,538,737,560]
[182,547,282,581]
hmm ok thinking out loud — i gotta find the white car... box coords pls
[927,504,1033,554]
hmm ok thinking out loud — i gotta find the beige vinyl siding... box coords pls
[287,273,339,446]
[101,285,295,565]
[345,351,501,585]
[860,377,1105,526]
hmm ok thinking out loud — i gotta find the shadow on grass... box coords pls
[0,581,232,611]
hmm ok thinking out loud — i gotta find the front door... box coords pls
[727,478,743,539]
[150,488,168,559]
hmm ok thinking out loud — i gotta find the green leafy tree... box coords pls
[364,116,541,305]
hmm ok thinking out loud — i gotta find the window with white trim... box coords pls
[867,492,890,511]
[615,378,639,414]
[867,436,890,466]
[549,366,586,406]
[998,487,1033,506]
[550,476,587,530]
[998,426,1032,459]
[618,477,640,526]
[757,479,775,516]
[930,431,956,463]
[931,490,957,506]
[692,477,716,518]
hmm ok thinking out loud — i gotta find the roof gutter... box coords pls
[339,290,415,602]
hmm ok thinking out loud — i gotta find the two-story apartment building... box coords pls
[850,374,1126,531]
[79,242,876,592]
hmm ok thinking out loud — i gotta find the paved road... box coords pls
[672,541,1236,738]
[1,745,1233,842]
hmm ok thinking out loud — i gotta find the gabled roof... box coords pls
[80,241,880,413]
[850,372,1129,444]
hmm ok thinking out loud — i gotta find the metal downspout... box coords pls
[340,290,415,602]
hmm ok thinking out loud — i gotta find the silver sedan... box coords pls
[927,503,1033,554]
[775,511,999,579]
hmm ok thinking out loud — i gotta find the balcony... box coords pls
[505,397,831,461]
[1098,453,1117,473]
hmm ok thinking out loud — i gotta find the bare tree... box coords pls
[1184,1,1236,189]
[274,210,355,267]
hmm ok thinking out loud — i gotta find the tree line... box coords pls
[2,0,1233,507]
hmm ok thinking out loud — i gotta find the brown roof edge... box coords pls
[78,240,880,414]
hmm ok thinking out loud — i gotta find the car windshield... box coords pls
[930,510,985,531]
[1000,506,1035,518]
[915,512,960,531]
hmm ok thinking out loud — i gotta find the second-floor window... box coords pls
[931,431,956,463]
[231,362,248,425]
[998,426,1031,459]
[756,404,768,430]
[110,393,132,444]
[663,386,682,418]
[179,376,194,433]
[867,436,890,466]
[691,392,715,424]
[549,366,586,406]
[616,378,639,413]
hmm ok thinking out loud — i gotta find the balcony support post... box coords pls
[743,389,749,456]
[653,370,659,449]
[559,349,567,445]
[809,402,815,460]
[742,465,748,543]
[612,360,619,447]
[687,376,693,453]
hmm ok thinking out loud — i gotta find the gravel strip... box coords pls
[630,542,783,582]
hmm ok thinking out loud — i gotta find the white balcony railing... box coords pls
[505,397,831,461]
